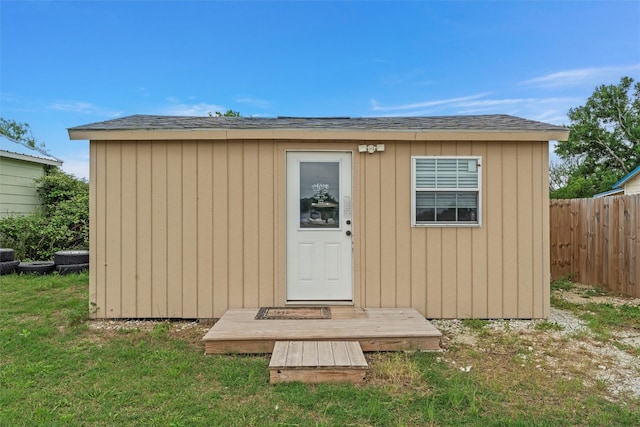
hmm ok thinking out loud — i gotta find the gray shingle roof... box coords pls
[69,114,567,133]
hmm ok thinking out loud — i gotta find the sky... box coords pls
[1,1,639,180]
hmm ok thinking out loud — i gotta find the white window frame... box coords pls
[411,156,482,227]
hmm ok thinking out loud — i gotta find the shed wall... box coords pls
[0,157,45,218]
[90,139,549,319]
[625,174,640,195]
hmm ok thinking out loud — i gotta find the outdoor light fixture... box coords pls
[358,144,385,154]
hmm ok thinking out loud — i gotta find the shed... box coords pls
[0,135,63,218]
[68,114,569,319]
[593,164,640,198]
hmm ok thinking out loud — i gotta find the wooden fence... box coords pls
[550,194,640,298]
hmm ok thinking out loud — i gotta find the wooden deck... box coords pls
[202,307,442,354]
[269,341,368,384]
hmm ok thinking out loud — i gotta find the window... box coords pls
[411,156,481,226]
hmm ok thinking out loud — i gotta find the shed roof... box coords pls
[0,135,63,166]
[593,164,640,197]
[68,114,569,142]
[612,164,640,188]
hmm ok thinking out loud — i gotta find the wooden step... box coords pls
[269,341,368,384]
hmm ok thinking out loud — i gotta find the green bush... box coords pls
[0,168,88,260]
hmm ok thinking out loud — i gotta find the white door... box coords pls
[286,152,353,301]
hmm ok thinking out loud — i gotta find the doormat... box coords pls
[255,307,331,320]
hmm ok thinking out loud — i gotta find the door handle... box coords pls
[346,230,352,236]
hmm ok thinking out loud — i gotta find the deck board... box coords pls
[203,307,442,354]
[269,341,368,384]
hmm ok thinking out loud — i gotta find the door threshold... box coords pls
[286,301,354,306]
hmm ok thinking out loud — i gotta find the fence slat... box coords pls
[550,194,640,298]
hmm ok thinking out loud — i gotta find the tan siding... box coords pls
[243,141,259,308]
[379,143,397,307]
[120,142,137,317]
[182,143,198,317]
[166,142,183,317]
[471,143,488,317]
[486,142,504,317]
[394,143,412,308]
[104,142,122,317]
[136,142,153,317]
[227,142,244,308]
[516,142,533,317]
[151,143,168,317]
[258,141,276,308]
[89,143,100,317]
[197,141,214,317]
[501,143,519,318]
[91,138,550,319]
[535,142,549,317]
[364,148,382,308]
[212,142,229,317]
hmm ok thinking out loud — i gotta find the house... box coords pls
[593,165,640,198]
[68,114,569,320]
[0,135,63,218]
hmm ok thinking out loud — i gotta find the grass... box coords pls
[1,274,639,426]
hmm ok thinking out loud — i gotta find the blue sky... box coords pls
[2,1,639,179]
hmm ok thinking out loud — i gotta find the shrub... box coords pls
[0,168,88,260]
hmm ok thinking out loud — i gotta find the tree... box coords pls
[0,117,48,153]
[552,76,640,198]
[208,109,241,117]
[0,168,89,260]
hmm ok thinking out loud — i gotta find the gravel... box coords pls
[431,290,640,402]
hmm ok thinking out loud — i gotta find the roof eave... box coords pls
[613,165,640,188]
[0,149,63,166]
[68,128,570,142]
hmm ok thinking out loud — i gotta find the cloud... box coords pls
[60,151,90,180]
[162,101,226,116]
[371,93,491,112]
[48,101,122,117]
[370,94,580,125]
[520,64,640,88]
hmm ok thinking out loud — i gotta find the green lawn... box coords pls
[1,273,638,426]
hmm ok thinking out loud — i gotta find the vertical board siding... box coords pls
[120,142,137,317]
[364,145,382,308]
[92,139,550,319]
[151,143,168,317]
[196,141,214,317]
[379,143,397,307]
[182,143,198,317]
[166,142,183,317]
[212,142,229,316]
[104,142,122,317]
[258,141,276,308]
[136,142,153,317]
[550,195,640,298]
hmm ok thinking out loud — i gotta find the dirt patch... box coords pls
[87,319,213,348]
[431,285,640,402]
[555,282,640,307]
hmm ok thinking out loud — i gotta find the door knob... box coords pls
[346,230,352,236]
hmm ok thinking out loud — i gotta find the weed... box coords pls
[551,276,575,291]
[584,286,609,297]
[461,319,489,331]
[151,321,171,339]
[535,320,564,331]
